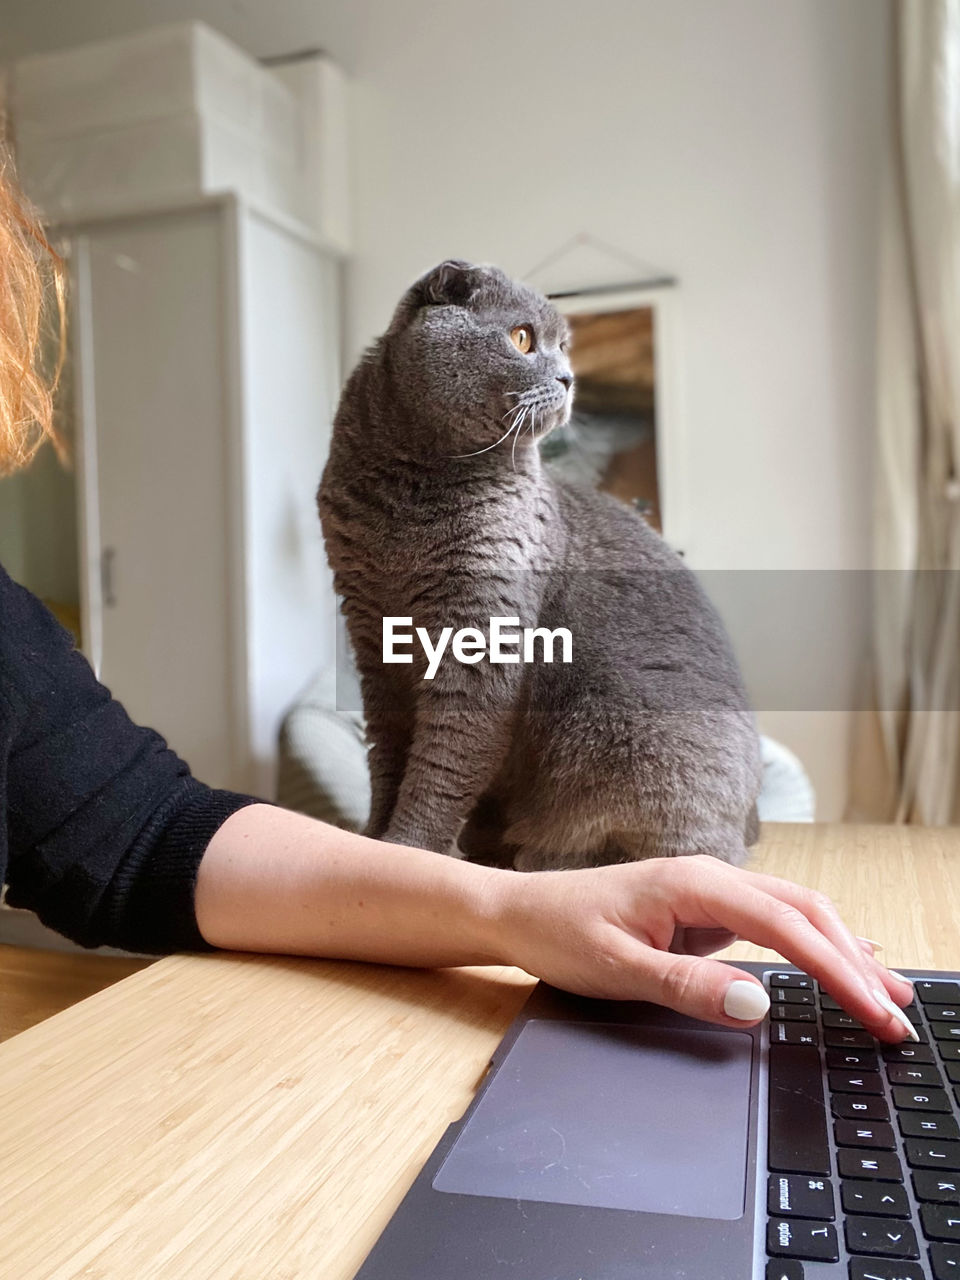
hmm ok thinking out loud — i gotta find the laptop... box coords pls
[354,961,960,1279]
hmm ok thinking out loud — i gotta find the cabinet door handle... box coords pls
[101,547,117,607]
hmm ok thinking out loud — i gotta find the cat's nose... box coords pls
[556,373,573,390]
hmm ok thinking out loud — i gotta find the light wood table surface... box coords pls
[0,945,150,1042]
[0,822,957,1279]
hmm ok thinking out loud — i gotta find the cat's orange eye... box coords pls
[510,325,534,354]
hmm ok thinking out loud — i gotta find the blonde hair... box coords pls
[0,146,66,476]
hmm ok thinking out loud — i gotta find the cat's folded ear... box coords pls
[387,260,486,334]
[416,259,484,307]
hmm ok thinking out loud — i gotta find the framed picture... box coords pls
[547,284,687,554]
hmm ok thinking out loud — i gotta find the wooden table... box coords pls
[0,945,150,1042]
[0,823,957,1279]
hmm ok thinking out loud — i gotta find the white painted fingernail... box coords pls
[873,987,919,1042]
[888,971,912,985]
[857,936,883,953]
[723,980,771,1022]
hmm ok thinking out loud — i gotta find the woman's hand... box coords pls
[483,854,916,1042]
[199,807,913,1043]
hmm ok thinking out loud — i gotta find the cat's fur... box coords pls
[318,261,761,869]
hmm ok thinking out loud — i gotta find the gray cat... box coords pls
[318,261,761,870]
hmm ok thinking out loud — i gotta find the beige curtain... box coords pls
[869,0,960,824]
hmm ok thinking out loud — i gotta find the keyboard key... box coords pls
[770,1022,819,1047]
[768,972,814,990]
[765,1261,804,1280]
[767,1218,839,1262]
[772,987,816,1006]
[767,1173,835,1220]
[932,1024,960,1043]
[921,1204,960,1242]
[930,1241,960,1278]
[887,1063,945,1088]
[917,981,960,1005]
[833,1094,891,1121]
[900,1112,960,1141]
[905,1004,925,1027]
[823,1010,864,1029]
[905,1139,960,1171]
[772,1006,818,1023]
[938,1043,960,1061]
[829,1070,884,1095]
[826,1029,876,1050]
[848,1260,924,1280]
[883,1044,936,1065]
[945,1064,960,1085]
[841,1180,910,1217]
[845,1214,919,1259]
[768,1046,830,1176]
[892,1086,952,1112]
[914,1171,960,1203]
[820,993,842,1011]
[836,1120,896,1149]
[838,1150,904,1181]
[829,1049,879,1070]
[927,1006,960,1023]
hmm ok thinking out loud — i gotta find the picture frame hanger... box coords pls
[521,232,678,299]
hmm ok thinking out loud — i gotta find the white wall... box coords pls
[4,0,891,818]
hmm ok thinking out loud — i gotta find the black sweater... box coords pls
[0,563,257,953]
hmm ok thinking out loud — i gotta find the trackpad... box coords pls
[433,1019,752,1219]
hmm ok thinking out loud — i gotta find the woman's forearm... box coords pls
[195,804,916,1045]
[194,803,505,967]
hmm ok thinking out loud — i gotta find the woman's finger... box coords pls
[628,946,771,1027]
[660,861,913,1043]
[731,865,913,1008]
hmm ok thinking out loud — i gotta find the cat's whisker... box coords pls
[504,391,535,422]
[449,415,523,459]
[511,408,528,470]
[501,398,529,423]
[515,405,532,446]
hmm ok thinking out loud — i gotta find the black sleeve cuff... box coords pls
[95,781,261,954]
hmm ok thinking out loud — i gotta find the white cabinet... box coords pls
[10,24,347,796]
[68,198,338,795]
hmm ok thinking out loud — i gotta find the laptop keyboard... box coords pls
[764,971,960,1280]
